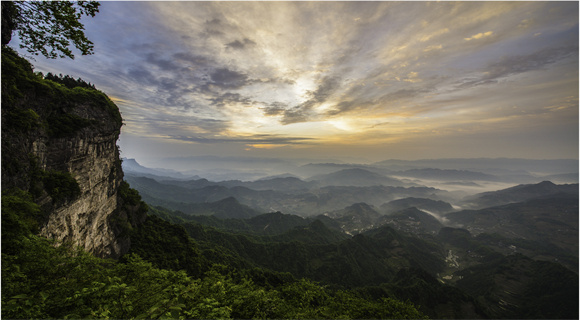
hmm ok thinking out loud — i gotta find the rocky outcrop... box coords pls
[35,131,128,258]
[2,47,145,258]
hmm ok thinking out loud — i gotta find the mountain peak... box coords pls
[215,196,239,205]
[537,180,556,187]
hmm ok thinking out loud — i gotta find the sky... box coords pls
[15,1,579,166]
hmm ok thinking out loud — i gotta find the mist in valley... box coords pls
[123,156,578,216]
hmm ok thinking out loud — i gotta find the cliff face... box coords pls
[34,122,127,258]
[2,47,145,258]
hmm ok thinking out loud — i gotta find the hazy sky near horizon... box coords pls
[17,1,579,164]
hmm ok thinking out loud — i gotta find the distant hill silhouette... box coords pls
[308,168,404,187]
[394,168,499,181]
[461,181,578,209]
[447,194,578,256]
[122,158,196,180]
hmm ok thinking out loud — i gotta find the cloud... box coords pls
[144,52,181,71]
[209,68,250,89]
[464,31,494,41]
[457,45,577,88]
[169,134,313,145]
[173,52,213,66]
[226,38,257,50]
[261,102,288,116]
[209,92,254,107]
[280,76,341,124]
[25,1,579,161]
[419,28,450,42]
[423,44,443,52]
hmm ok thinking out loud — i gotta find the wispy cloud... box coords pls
[21,1,579,161]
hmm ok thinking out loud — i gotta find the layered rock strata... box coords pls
[2,48,144,258]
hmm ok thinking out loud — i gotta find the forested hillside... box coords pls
[2,186,430,319]
[129,205,578,319]
[1,33,427,319]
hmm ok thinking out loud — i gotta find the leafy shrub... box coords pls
[5,108,40,132]
[41,170,81,204]
[47,113,95,137]
[118,181,143,206]
[2,46,123,129]
[43,73,95,89]
[1,189,41,253]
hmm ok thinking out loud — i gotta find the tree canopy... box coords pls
[1,1,100,59]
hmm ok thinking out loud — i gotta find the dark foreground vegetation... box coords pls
[2,188,427,319]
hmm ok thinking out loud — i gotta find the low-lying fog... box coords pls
[127,156,578,201]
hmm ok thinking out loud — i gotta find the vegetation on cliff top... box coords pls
[1,46,122,130]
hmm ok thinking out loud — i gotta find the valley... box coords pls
[121,157,579,319]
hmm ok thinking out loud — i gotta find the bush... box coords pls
[118,181,143,206]
[1,189,41,253]
[5,108,40,132]
[41,170,81,204]
[47,113,95,137]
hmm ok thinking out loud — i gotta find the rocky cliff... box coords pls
[2,47,146,258]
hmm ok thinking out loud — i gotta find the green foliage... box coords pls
[41,170,81,204]
[1,189,41,253]
[1,230,428,320]
[455,254,579,319]
[127,215,205,277]
[7,1,100,59]
[44,72,96,89]
[4,108,40,132]
[521,260,579,319]
[174,218,445,288]
[119,181,145,207]
[47,113,96,137]
[1,46,39,106]
[1,46,123,130]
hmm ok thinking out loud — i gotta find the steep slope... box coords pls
[461,181,578,209]
[455,254,578,319]
[1,47,145,258]
[446,195,579,255]
[207,197,262,219]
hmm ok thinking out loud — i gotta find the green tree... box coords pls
[2,1,100,59]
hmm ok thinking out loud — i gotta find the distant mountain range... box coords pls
[461,180,579,209]
[124,167,451,216]
[392,168,499,181]
[373,158,579,175]
[136,176,578,319]
[121,158,579,320]
[122,158,198,180]
[308,168,407,187]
